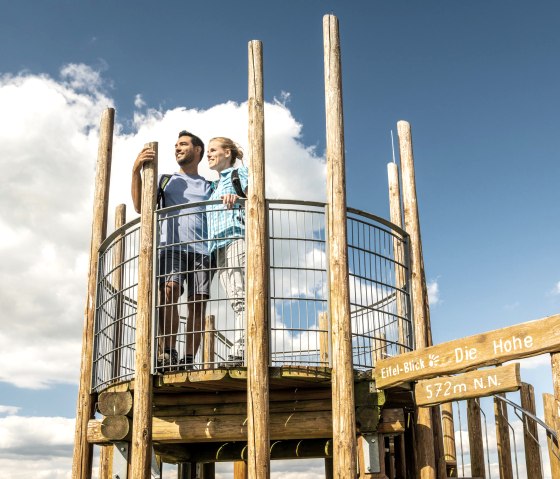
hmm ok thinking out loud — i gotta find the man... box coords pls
[131,130,211,370]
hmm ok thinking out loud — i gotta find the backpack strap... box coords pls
[157,174,172,209]
[231,169,247,198]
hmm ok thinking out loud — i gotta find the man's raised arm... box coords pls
[131,147,155,214]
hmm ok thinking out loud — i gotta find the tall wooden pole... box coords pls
[494,395,513,479]
[234,461,248,479]
[130,141,158,479]
[520,383,543,479]
[397,120,436,479]
[543,393,560,479]
[467,398,485,478]
[323,14,357,478]
[247,39,270,479]
[72,107,114,479]
[441,402,457,477]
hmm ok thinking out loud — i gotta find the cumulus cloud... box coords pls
[427,279,440,305]
[0,405,20,415]
[552,281,560,296]
[0,64,326,390]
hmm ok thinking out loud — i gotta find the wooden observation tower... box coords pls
[71,14,560,479]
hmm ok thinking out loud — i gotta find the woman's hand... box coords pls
[221,194,239,209]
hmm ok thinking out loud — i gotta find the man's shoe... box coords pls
[157,348,178,371]
[227,355,244,367]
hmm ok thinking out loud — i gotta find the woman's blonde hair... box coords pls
[210,137,244,166]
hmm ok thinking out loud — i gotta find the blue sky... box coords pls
[0,1,559,477]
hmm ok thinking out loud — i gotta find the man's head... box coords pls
[175,130,205,168]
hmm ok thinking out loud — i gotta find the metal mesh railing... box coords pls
[92,218,140,392]
[92,199,412,386]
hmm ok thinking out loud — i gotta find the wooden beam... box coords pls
[440,402,456,476]
[130,141,158,479]
[467,398,485,479]
[247,38,270,479]
[375,313,560,388]
[234,461,248,479]
[415,364,521,406]
[97,391,133,417]
[98,444,113,479]
[323,14,357,479]
[319,312,329,365]
[72,107,114,479]
[494,394,513,479]
[543,393,560,479]
[520,383,543,479]
[203,315,215,367]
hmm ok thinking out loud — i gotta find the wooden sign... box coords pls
[374,313,560,388]
[415,364,521,407]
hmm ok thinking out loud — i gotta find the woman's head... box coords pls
[207,137,244,172]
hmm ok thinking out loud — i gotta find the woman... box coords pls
[207,137,248,366]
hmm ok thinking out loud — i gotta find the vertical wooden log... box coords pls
[98,445,113,479]
[130,141,158,479]
[398,120,436,479]
[394,435,406,479]
[72,107,114,479]
[203,315,215,367]
[441,402,457,477]
[467,398,485,479]
[494,395,513,479]
[325,458,334,479]
[323,14,357,478]
[520,383,543,479]
[234,461,248,479]
[319,312,329,365]
[387,162,407,354]
[111,204,127,381]
[551,353,560,475]
[247,39,270,479]
[543,393,560,479]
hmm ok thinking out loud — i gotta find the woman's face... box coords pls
[207,140,231,172]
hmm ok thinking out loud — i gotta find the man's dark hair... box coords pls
[178,130,205,160]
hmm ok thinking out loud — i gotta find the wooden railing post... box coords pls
[467,398,486,478]
[543,393,560,479]
[234,461,248,479]
[318,312,329,365]
[203,315,216,367]
[520,383,543,479]
[323,14,357,478]
[72,107,114,479]
[441,402,457,477]
[247,39,270,479]
[398,120,436,479]
[494,394,513,479]
[130,141,158,479]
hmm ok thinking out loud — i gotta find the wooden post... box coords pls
[247,39,270,479]
[98,445,113,479]
[323,14,357,478]
[441,402,457,477]
[543,393,560,479]
[520,383,543,479]
[203,315,215,367]
[387,162,407,354]
[467,399,485,478]
[494,395,513,479]
[72,107,114,479]
[397,120,436,479]
[234,461,248,479]
[111,204,127,381]
[325,458,334,479]
[551,353,560,474]
[130,141,158,479]
[319,312,329,365]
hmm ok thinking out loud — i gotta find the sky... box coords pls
[0,0,559,477]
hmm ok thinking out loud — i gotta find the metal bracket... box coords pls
[151,447,161,478]
[112,442,129,479]
[360,433,381,474]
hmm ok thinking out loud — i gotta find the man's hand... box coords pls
[221,194,239,209]
[131,147,155,214]
[132,147,156,174]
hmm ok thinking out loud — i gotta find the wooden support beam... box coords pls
[234,461,248,479]
[543,393,560,479]
[494,394,513,479]
[319,312,329,365]
[398,120,435,479]
[247,38,270,479]
[130,141,158,479]
[323,14,357,479]
[203,315,215,367]
[88,416,132,444]
[520,383,543,479]
[98,391,133,417]
[98,444,113,479]
[441,402,456,477]
[111,204,127,381]
[467,398,485,479]
[72,107,114,479]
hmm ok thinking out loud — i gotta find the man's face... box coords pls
[175,135,199,167]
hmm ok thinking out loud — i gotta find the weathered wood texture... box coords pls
[441,402,456,469]
[130,141,157,479]
[467,398,485,479]
[319,312,329,365]
[323,14,357,479]
[494,395,513,479]
[398,119,435,479]
[88,416,132,444]
[203,315,215,366]
[552,351,560,475]
[234,461,248,479]
[98,444,113,479]
[98,391,133,417]
[375,314,560,388]
[72,107,114,479]
[387,162,407,354]
[543,393,560,479]
[415,364,521,406]
[520,383,543,479]
[247,39,270,479]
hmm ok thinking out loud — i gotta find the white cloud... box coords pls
[0,406,20,416]
[552,281,560,296]
[134,93,146,109]
[427,279,440,305]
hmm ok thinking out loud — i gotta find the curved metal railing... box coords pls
[91,199,412,390]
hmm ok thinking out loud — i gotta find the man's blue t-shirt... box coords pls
[158,172,211,255]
